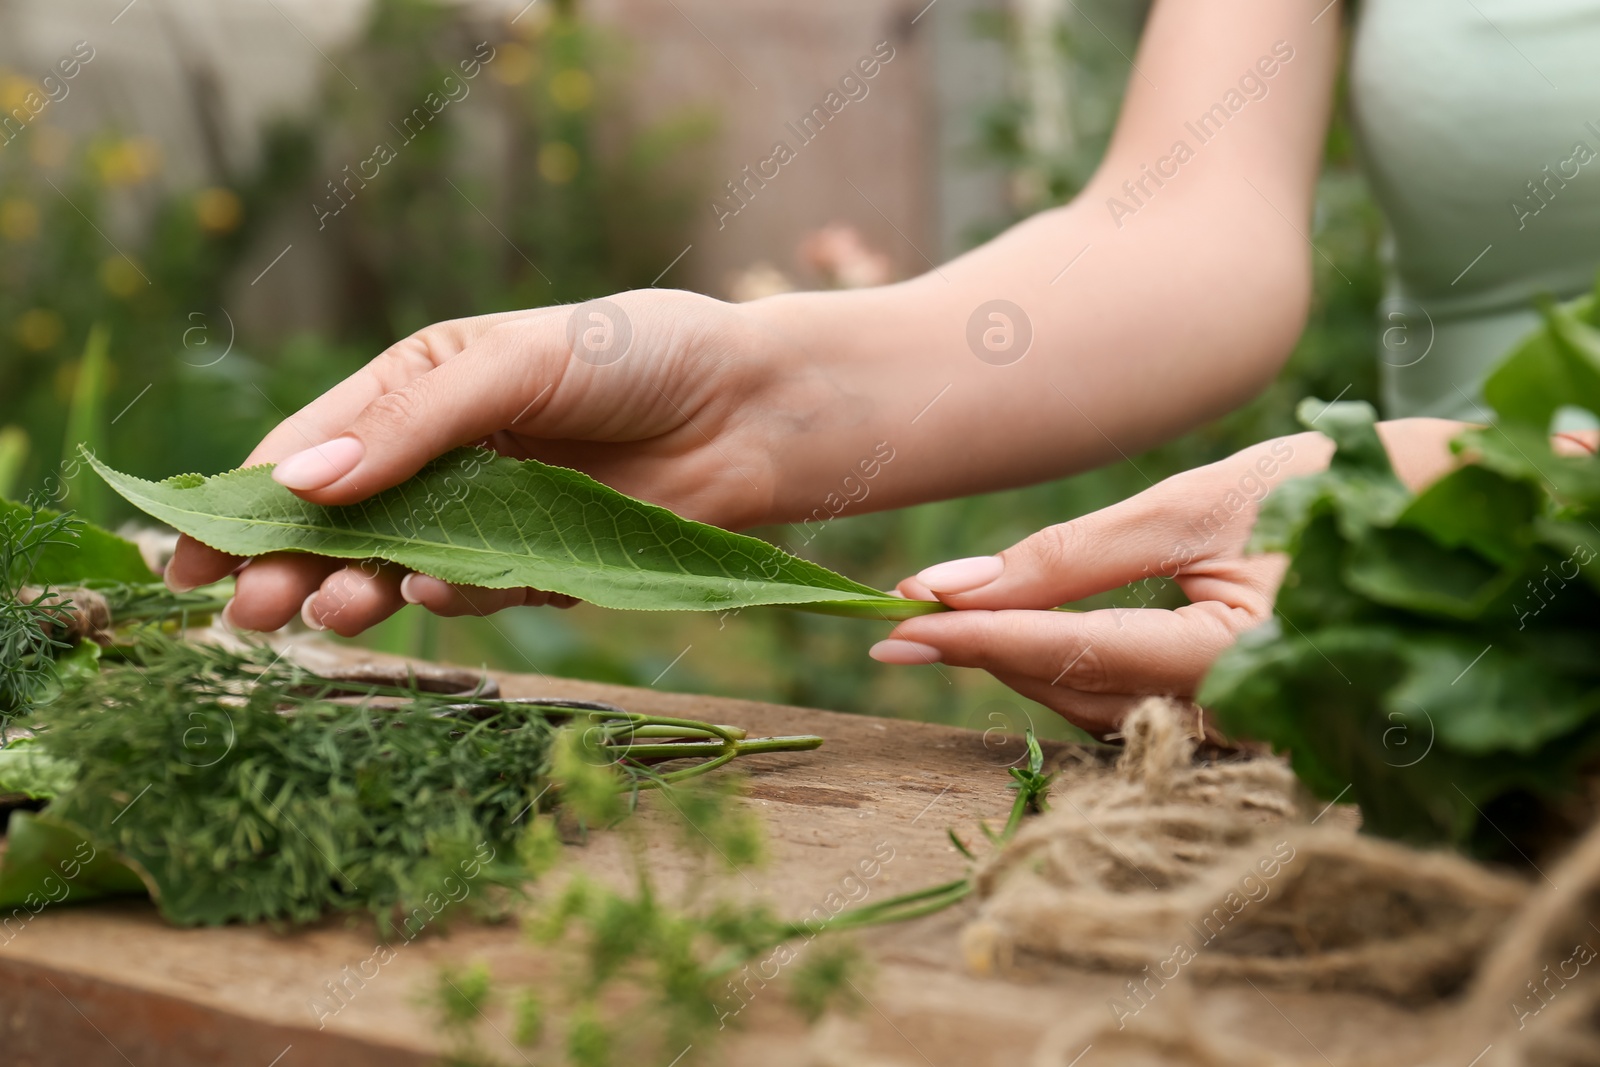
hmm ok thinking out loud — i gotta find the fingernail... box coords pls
[400,572,450,605]
[916,555,1004,595]
[219,598,242,633]
[272,436,365,492]
[869,639,942,665]
[300,593,328,632]
[164,561,197,594]
[897,578,940,602]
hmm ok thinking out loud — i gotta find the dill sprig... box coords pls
[2,505,79,720]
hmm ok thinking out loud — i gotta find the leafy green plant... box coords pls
[87,448,942,619]
[1202,287,1600,856]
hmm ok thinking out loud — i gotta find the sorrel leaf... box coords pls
[1201,282,1600,856]
[0,741,75,800]
[0,812,148,913]
[1,499,154,587]
[86,448,940,619]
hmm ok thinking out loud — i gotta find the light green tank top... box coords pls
[1348,0,1600,421]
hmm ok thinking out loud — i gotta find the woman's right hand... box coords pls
[169,289,809,636]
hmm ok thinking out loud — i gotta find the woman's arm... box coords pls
[745,0,1343,520]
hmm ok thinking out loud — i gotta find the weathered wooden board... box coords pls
[0,644,1440,1066]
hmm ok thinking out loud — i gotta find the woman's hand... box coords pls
[168,289,824,636]
[869,420,1467,738]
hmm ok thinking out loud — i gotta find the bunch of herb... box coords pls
[1201,286,1600,857]
[0,634,823,926]
[21,638,546,926]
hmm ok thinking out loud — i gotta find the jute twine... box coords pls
[962,699,1530,1002]
[809,699,1600,1066]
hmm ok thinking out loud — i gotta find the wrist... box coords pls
[735,288,915,526]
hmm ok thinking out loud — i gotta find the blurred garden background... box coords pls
[0,0,1381,741]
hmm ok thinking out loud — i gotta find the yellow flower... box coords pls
[91,138,161,186]
[15,308,64,351]
[548,69,593,112]
[538,141,580,185]
[0,75,39,114]
[194,187,243,235]
[491,43,536,87]
[0,199,39,242]
[99,256,144,298]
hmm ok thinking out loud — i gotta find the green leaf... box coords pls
[0,425,27,501]
[1482,293,1600,434]
[1302,397,1394,477]
[1250,400,1409,555]
[1396,465,1537,567]
[1343,527,1510,620]
[86,448,939,618]
[1390,636,1600,755]
[1273,514,1380,628]
[49,640,103,695]
[0,812,148,912]
[1,499,155,587]
[61,325,113,526]
[0,740,76,800]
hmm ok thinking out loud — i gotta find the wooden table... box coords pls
[0,648,1436,1066]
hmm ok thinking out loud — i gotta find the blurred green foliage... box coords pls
[0,0,711,509]
[0,1,1383,739]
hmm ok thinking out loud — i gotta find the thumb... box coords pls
[269,317,568,505]
[913,487,1218,610]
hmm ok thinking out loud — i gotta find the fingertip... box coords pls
[400,572,452,607]
[916,555,1004,595]
[165,534,240,593]
[869,639,943,665]
[272,436,366,493]
[312,565,407,636]
[894,577,940,602]
[300,593,329,632]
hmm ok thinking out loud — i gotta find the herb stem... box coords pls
[622,734,824,788]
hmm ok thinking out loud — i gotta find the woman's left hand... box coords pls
[868,421,1467,738]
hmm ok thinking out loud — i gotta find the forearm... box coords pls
[743,0,1341,522]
